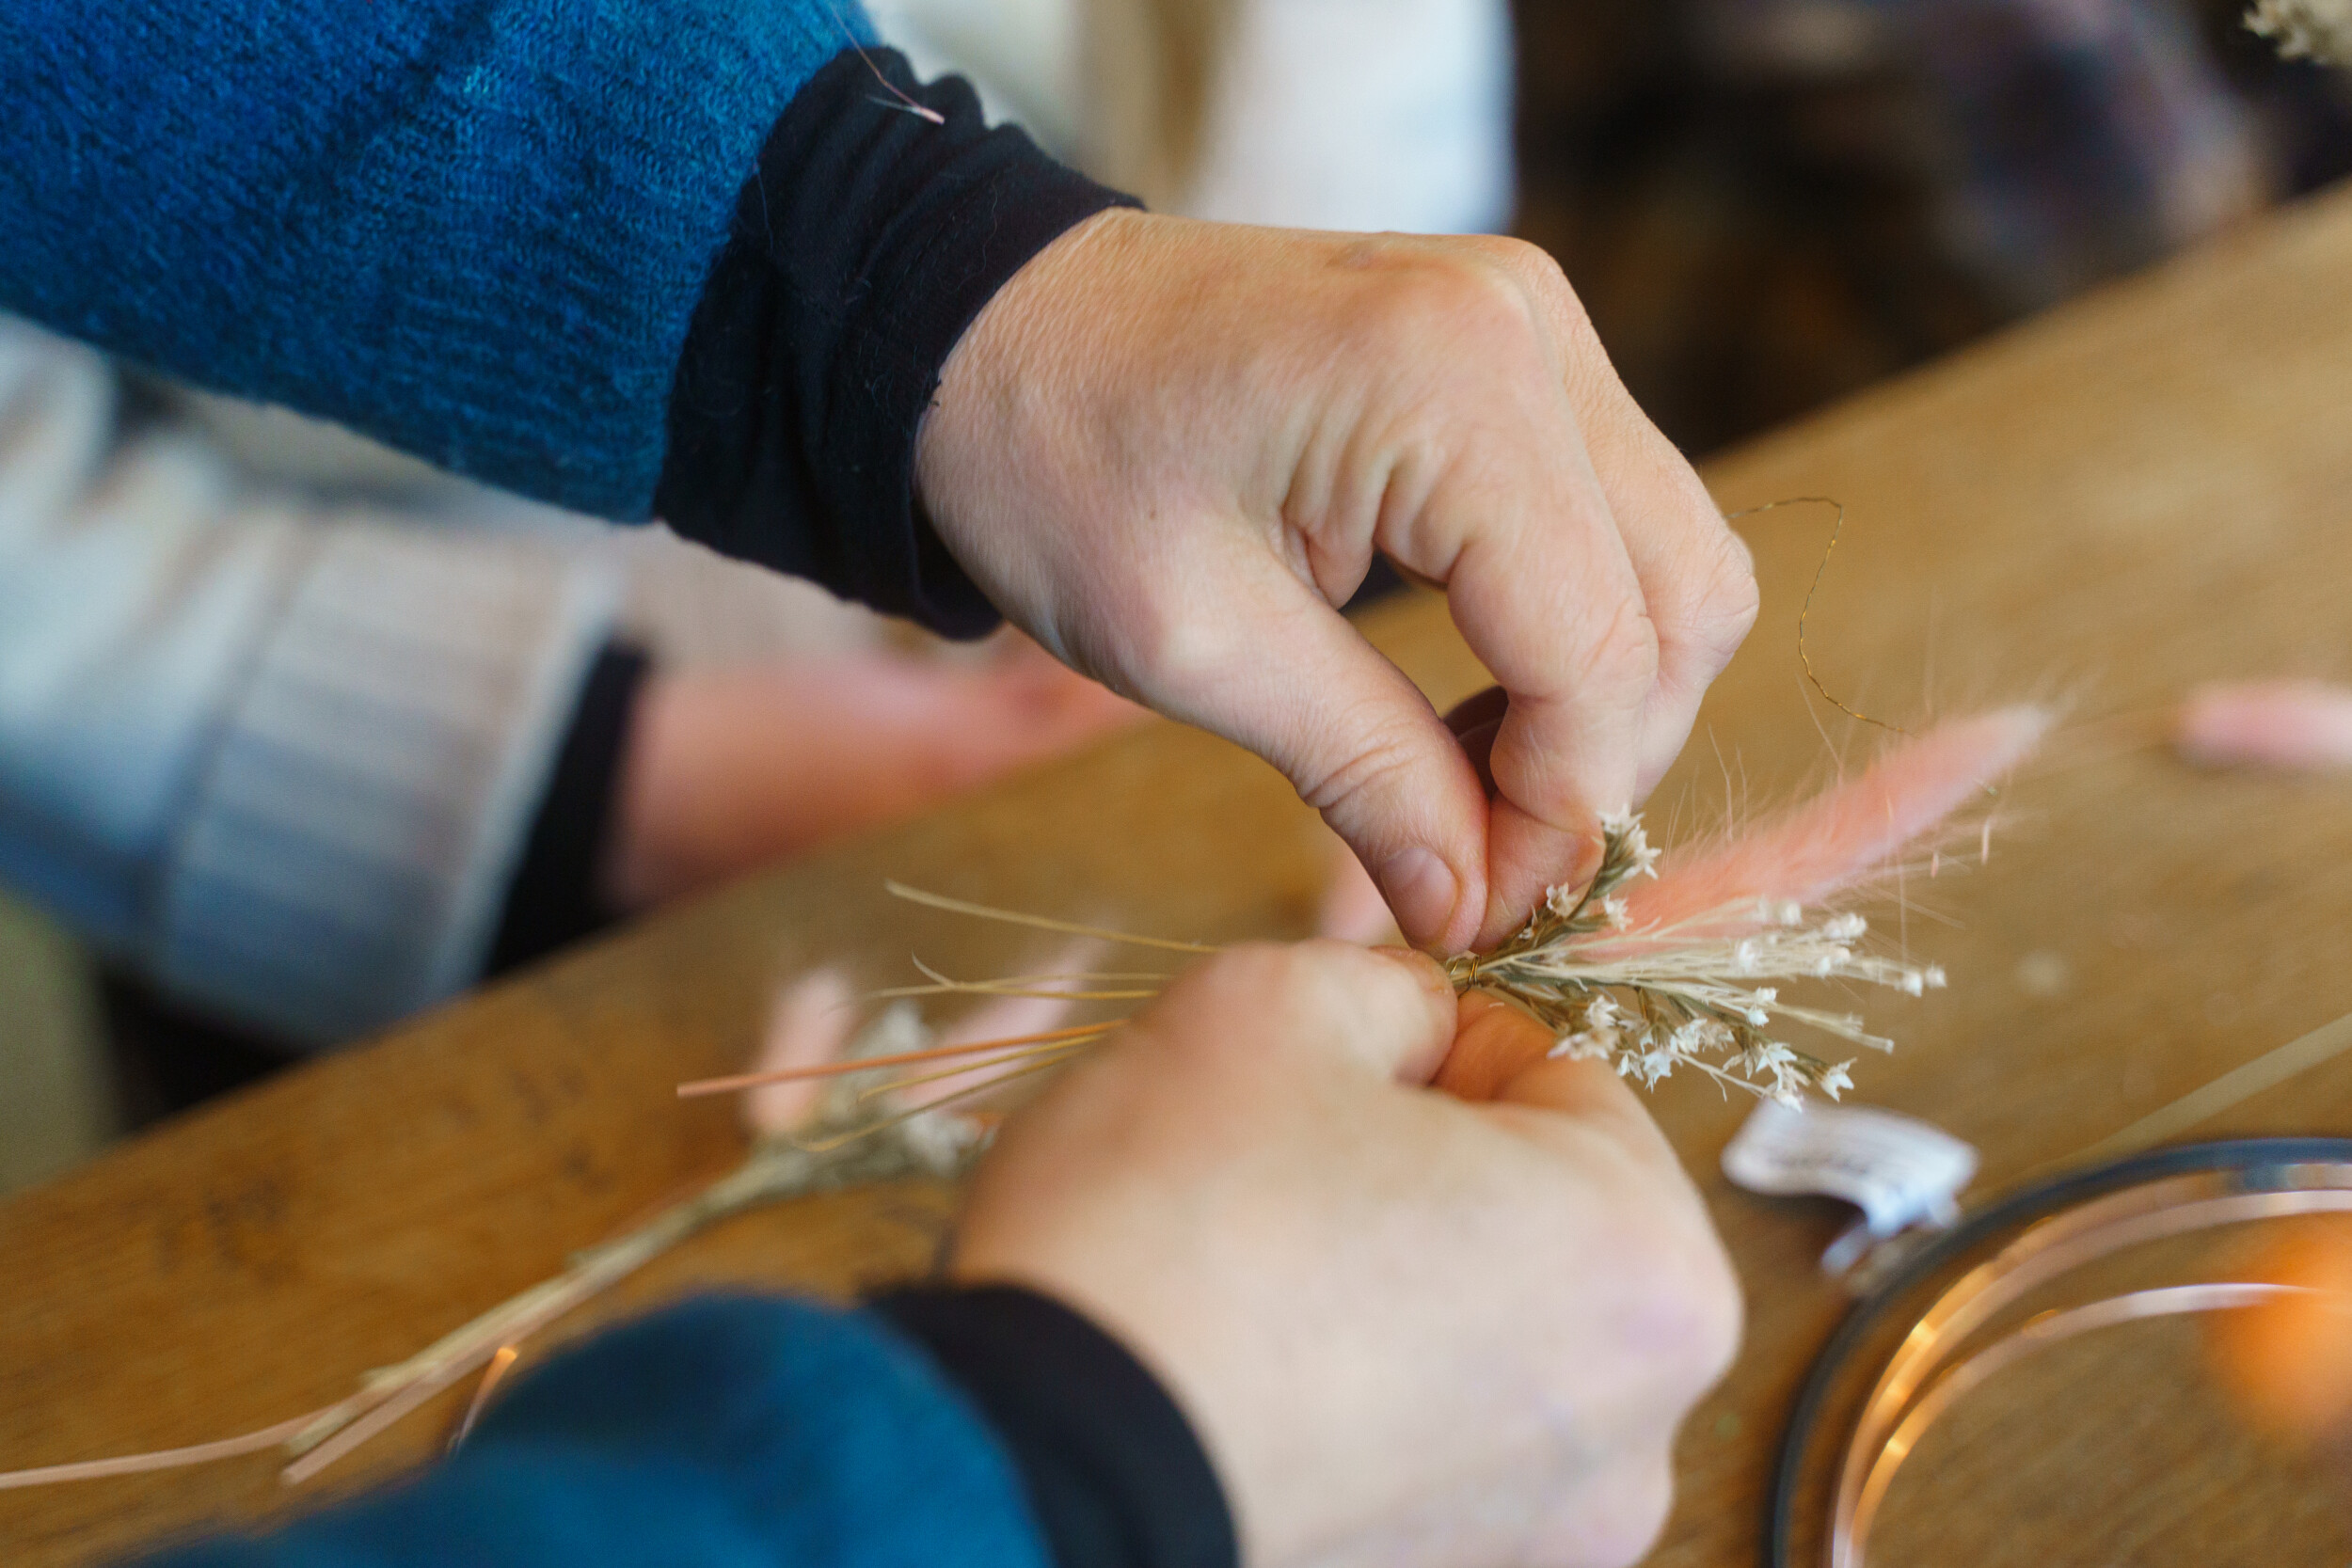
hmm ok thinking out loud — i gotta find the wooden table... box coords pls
[11,186,2352,1567]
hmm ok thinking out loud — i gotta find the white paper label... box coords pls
[1721,1100,1978,1237]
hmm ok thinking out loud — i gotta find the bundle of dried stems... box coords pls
[690,705,2052,1118]
[0,705,2048,1495]
[0,1001,994,1495]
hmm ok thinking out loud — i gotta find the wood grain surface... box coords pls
[10,184,2352,1566]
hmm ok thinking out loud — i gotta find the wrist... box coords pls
[656,48,1136,635]
[913,207,1139,539]
[873,1283,1239,1568]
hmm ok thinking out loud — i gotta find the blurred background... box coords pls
[6,0,2349,1196]
[1513,0,2352,453]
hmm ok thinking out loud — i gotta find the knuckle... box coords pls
[1175,943,1298,1016]
[1633,1221,1744,1392]
[1688,1245,1746,1386]
[1576,1461,1676,1568]
[1112,578,1217,695]
[1151,945,1297,1065]
[1580,592,1662,695]
[1674,531,1761,665]
[1158,942,1407,1072]
[1304,938,1435,1024]
[1291,713,1428,816]
[1499,233,1568,283]
[1464,235,1600,349]
[1363,253,1544,366]
[1585,1192,1741,1400]
[1460,232,1574,297]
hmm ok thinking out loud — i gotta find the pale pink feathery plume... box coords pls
[739,968,862,1137]
[1450,706,2052,1105]
[2174,680,2352,773]
[707,713,2057,1127]
[1617,705,2054,940]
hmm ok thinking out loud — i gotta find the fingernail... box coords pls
[1377,847,1459,947]
[1368,944,1452,996]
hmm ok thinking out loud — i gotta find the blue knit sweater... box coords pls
[3,9,1095,1563]
[1,0,858,518]
[150,1299,1050,1568]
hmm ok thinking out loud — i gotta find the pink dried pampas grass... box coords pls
[700,705,2053,1119]
[2174,680,2352,773]
[1447,706,2050,1105]
[1619,705,2053,938]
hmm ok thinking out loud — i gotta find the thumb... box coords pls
[1144,942,1457,1086]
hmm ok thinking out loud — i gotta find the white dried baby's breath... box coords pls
[2247,0,2352,64]
[1454,816,1943,1107]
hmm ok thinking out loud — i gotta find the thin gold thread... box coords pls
[1725,496,1907,738]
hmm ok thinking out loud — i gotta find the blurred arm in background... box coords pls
[0,320,1133,1053]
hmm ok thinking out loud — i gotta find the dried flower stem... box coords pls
[676,1021,1114,1098]
[0,711,2044,1496]
[882,880,1218,953]
[0,1004,999,1494]
[1447,814,1924,1106]
[831,707,2048,1116]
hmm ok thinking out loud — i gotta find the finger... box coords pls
[741,968,859,1137]
[1433,990,1552,1101]
[1494,1044,1661,1146]
[1434,991,1651,1128]
[1432,448,1659,947]
[1347,260,1663,945]
[1439,994,1669,1157]
[1145,942,1456,1085]
[911,661,1141,787]
[1580,422,1756,800]
[1138,538,1494,951]
[1316,831,1402,945]
[1497,254,1758,800]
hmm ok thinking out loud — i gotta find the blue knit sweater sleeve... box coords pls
[0,1,859,519]
[144,1297,1051,1568]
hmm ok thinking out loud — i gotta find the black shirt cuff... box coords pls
[485,642,650,977]
[872,1284,1239,1568]
[657,48,1140,637]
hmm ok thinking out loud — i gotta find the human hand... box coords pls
[915,212,1757,952]
[604,636,1141,908]
[951,942,1742,1568]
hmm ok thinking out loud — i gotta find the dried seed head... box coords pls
[1454,814,1957,1108]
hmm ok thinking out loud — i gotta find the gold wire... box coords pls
[1725,496,1907,738]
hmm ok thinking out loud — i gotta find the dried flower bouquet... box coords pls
[0,705,2047,1494]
